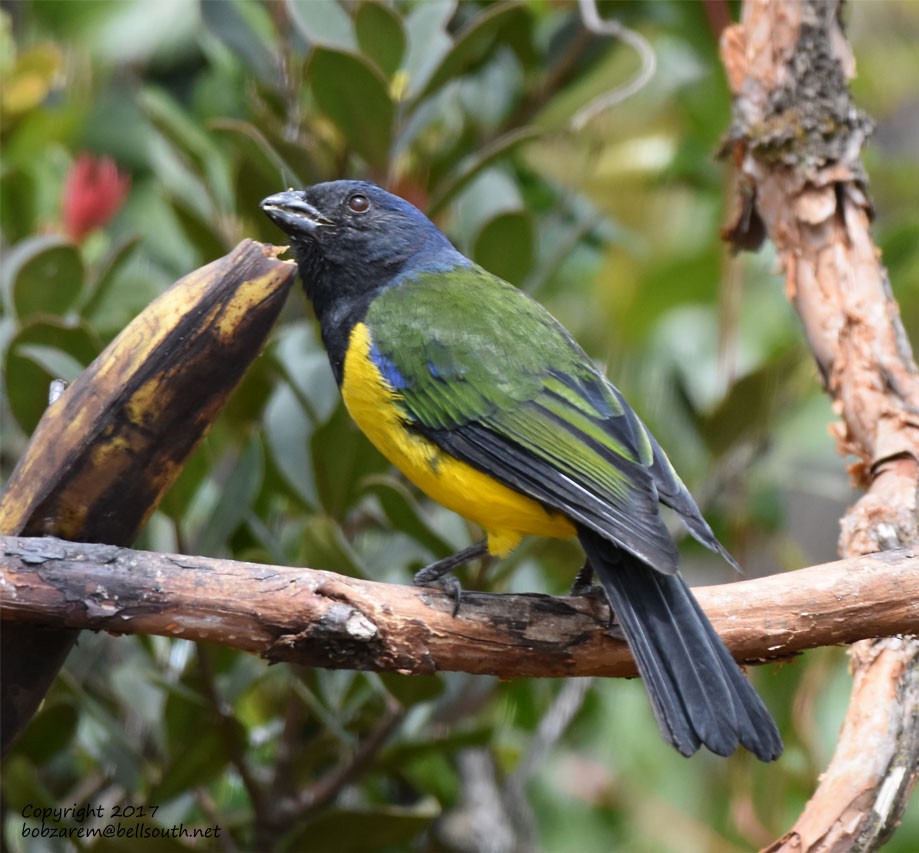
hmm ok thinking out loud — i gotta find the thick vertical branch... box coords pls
[720,1,919,850]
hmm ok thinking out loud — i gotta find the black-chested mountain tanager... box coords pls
[260,181,783,762]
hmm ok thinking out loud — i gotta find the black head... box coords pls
[261,181,468,380]
[260,181,465,322]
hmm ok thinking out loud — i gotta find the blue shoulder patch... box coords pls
[369,342,409,390]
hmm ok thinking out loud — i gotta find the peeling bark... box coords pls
[720,1,919,848]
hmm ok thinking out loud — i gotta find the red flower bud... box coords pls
[62,154,131,243]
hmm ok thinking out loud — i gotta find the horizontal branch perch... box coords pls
[1,535,917,678]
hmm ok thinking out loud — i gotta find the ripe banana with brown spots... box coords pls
[0,238,296,752]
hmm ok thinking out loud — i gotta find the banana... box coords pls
[0,239,296,751]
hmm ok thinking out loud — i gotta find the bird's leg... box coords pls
[413,540,488,616]
[414,540,488,583]
[570,560,596,596]
[570,559,621,636]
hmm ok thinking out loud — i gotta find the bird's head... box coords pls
[260,181,467,320]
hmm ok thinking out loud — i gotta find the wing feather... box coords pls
[365,267,720,573]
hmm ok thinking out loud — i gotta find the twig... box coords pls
[441,750,517,852]
[283,696,404,821]
[571,0,657,130]
[508,677,593,791]
[196,645,267,816]
[504,677,594,848]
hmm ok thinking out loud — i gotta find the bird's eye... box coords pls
[347,193,371,214]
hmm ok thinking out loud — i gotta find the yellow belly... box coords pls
[341,322,575,557]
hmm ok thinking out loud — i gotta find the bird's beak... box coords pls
[260,191,333,235]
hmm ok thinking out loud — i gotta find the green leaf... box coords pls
[378,672,445,705]
[286,804,440,853]
[14,344,86,382]
[158,439,212,521]
[9,702,78,763]
[265,382,318,506]
[300,514,366,578]
[4,318,99,434]
[272,323,340,425]
[79,233,141,320]
[211,117,311,187]
[154,664,241,803]
[624,250,724,344]
[428,126,543,216]
[308,47,394,171]
[168,193,229,262]
[412,1,528,105]
[153,719,235,803]
[0,167,38,244]
[312,401,389,519]
[696,349,805,457]
[455,168,535,282]
[195,435,265,555]
[288,0,356,50]
[473,209,534,284]
[401,0,454,100]
[0,756,53,818]
[455,168,524,246]
[200,0,277,82]
[355,1,406,79]
[362,475,455,558]
[880,221,919,334]
[5,236,84,321]
[380,725,493,772]
[139,87,234,211]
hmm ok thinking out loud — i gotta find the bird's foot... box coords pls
[604,619,626,642]
[569,560,596,597]
[570,559,621,635]
[414,573,464,616]
[413,540,488,617]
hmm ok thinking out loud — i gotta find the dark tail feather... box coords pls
[578,527,783,761]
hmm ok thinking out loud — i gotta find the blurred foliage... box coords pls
[1,1,917,850]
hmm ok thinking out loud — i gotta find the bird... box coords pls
[260,180,783,762]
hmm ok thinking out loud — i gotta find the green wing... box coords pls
[365,265,725,573]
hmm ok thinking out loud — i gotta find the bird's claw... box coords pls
[570,560,595,597]
[413,568,464,616]
[570,577,603,598]
[605,617,625,642]
[571,559,619,633]
[412,540,487,617]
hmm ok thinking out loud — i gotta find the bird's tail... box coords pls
[578,527,782,761]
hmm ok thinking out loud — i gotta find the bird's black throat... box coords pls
[291,239,395,386]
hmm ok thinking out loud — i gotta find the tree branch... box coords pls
[720,1,919,849]
[1,535,916,678]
